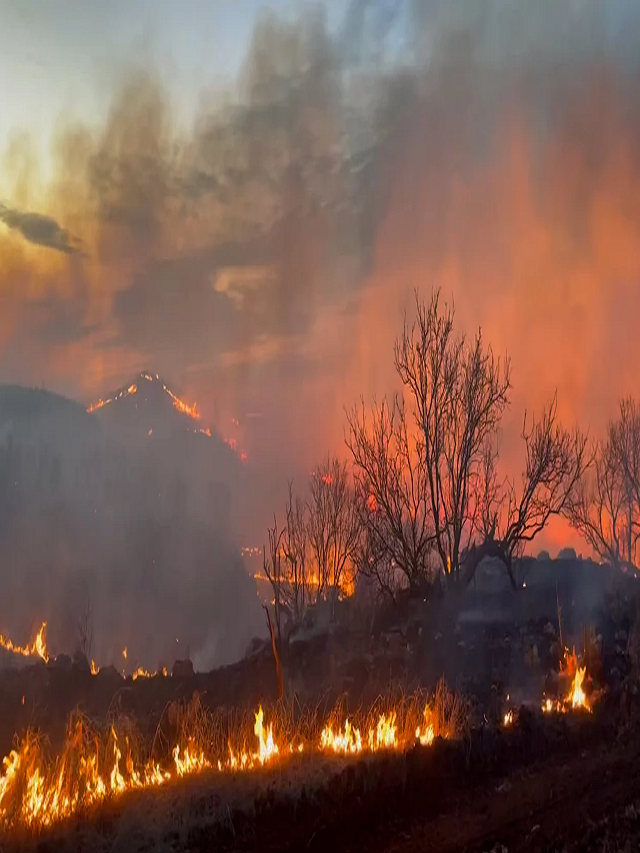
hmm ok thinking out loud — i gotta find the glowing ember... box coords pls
[0,622,48,663]
[503,710,514,726]
[122,647,127,661]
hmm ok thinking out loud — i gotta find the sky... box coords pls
[1,0,640,554]
[0,1,346,179]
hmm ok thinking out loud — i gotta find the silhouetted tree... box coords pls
[566,397,640,571]
[307,455,360,611]
[346,395,434,594]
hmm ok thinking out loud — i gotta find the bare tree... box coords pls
[307,455,360,610]
[346,395,434,594]
[566,398,640,571]
[394,289,511,586]
[468,395,588,587]
[262,516,285,642]
[77,595,93,660]
[280,481,309,622]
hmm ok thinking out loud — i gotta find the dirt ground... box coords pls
[339,725,640,853]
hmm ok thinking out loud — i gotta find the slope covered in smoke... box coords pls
[0,382,261,671]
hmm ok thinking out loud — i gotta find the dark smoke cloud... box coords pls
[0,203,83,254]
[1,0,640,664]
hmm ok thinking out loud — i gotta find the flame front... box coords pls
[0,622,48,663]
[0,699,445,832]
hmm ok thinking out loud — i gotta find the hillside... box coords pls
[0,380,262,672]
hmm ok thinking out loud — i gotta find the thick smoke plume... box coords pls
[1,1,639,663]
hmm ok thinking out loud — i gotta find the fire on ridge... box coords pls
[86,373,199,420]
[85,372,247,461]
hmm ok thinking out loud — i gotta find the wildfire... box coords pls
[571,666,588,709]
[162,383,200,420]
[415,706,436,745]
[87,384,137,414]
[131,666,167,681]
[321,719,363,754]
[542,652,591,714]
[0,622,48,663]
[0,698,445,832]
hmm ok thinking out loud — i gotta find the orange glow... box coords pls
[87,384,137,414]
[161,383,200,420]
[0,622,48,663]
[0,697,445,831]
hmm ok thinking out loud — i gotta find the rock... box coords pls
[544,668,560,694]
[72,651,91,674]
[172,658,195,678]
[48,654,72,672]
[96,664,122,683]
[245,637,267,658]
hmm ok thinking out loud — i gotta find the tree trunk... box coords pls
[263,605,284,701]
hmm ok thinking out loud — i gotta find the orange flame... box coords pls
[0,622,48,663]
[0,699,445,831]
[162,384,200,420]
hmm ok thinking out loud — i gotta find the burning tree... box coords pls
[348,289,587,593]
[566,397,640,572]
[346,395,434,596]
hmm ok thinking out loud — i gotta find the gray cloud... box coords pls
[0,203,83,254]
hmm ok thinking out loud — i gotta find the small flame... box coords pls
[571,666,588,709]
[415,705,435,745]
[0,622,48,663]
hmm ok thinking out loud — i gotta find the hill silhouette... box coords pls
[0,378,262,672]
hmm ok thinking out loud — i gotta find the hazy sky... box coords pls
[1,0,640,553]
[0,1,346,177]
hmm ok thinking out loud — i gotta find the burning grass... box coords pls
[0,680,468,834]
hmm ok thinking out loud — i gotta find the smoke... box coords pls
[1,0,640,660]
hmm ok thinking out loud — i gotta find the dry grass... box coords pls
[0,679,470,835]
